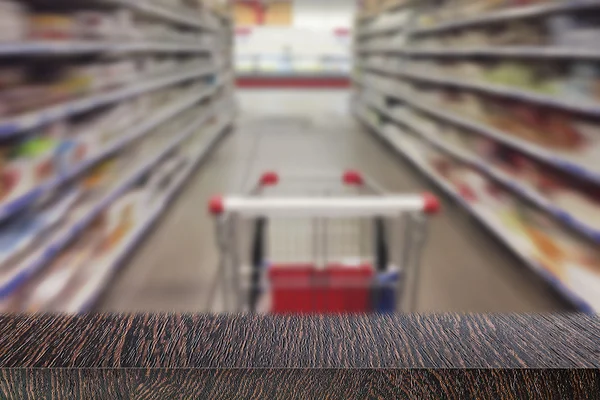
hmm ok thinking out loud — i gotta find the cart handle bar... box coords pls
[209,193,440,217]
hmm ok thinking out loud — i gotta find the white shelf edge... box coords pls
[398,46,600,59]
[0,41,215,56]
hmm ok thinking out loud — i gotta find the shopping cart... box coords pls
[208,170,440,313]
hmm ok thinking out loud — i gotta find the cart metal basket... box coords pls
[208,170,440,313]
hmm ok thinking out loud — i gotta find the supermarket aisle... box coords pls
[98,90,571,313]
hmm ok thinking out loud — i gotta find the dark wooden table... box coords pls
[0,314,598,399]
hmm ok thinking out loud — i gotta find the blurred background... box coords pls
[0,0,598,314]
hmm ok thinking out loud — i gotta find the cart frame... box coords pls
[208,170,440,313]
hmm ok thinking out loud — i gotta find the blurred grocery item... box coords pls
[0,0,28,42]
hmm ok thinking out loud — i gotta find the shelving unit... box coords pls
[0,0,236,312]
[352,0,600,312]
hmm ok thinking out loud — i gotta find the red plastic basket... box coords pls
[268,264,374,314]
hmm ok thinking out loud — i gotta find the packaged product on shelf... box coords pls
[489,21,546,46]
[515,205,597,279]
[113,9,136,40]
[81,157,127,193]
[0,0,28,42]
[54,138,87,176]
[28,14,78,40]
[75,12,117,40]
[57,65,96,96]
[0,162,23,205]
[563,62,600,103]
[0,188,81,267]
[487,142,538,180]
[21,225,104,312]
[4,124,65,192]
[70,101,137,154]
[104,60,137,88]
[0,67,26,91]
[461,0,507,18]
[455,29,489,47]
[490,101,595,153]
[134,21,166,42]
[445,90,488,120]
[542,111,584,149]
[483,61,541,90]
[548,14,600,49]
[99,190,144,253]
[569,120,600,162]
[0,85,56,117]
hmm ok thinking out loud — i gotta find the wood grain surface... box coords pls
[1,369,599,399]
[0,314,598,368]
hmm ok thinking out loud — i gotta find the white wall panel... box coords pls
[293,0,356,29]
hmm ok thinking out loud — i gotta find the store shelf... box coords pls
[396,46,600,59]
[364,97,600,244]
[0,41,215,56]
[0,100,224,299]
[358,75,600,187]
[0,66,216,138]
[358,0,413,22]
[354,0,600,313]
[0,0,235,313]
[412,0,600,36]
[354,107,595,313]
[363,63,600,118]
[106,0,218,31]
[73,111,234,313]
[358,75,600,181]
[0,79,223,226]
[357,26,405,39]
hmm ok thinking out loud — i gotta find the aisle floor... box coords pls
[99,90,571,313]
